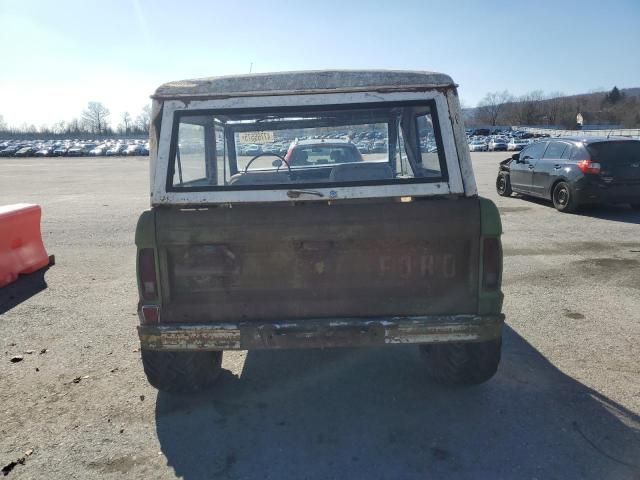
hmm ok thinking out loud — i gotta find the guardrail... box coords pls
[518,127,640,139]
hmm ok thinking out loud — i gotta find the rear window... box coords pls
[586,141,640,165]
[287,145,361,166]
[168,102,447,191]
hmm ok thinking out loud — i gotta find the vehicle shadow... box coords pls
[0,267,49,315]
[154,325,640,479]
[512,194,640,224]
[575,204,640,225]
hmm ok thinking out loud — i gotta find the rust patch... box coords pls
[138,315,504,351]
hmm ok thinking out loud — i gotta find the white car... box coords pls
[507,138,529,151]
[469,140,488,152]
[487,138,509,151]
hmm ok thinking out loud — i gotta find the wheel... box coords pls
[420,338,501,386]
[141,350,223,393]
[552,181,578,213]
[496,173,512,197]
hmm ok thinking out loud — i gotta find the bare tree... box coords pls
[52,120,66,135]
[544,92,566,126]
[475,91,513,126]
[67,118,81,134]
[514,90,545,125]
[135,105,151,133]
[0,114,6,131]
[82,101,110,134]
[120,111,132,135]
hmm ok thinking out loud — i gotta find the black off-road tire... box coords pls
[552,181,579,213]
[420,338,501,386]
[141,350,223,393]
[496,173,512,197]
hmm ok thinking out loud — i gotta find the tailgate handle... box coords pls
[296,240,333,251]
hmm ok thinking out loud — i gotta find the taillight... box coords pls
[577,160,601,174]
[138,248,158,301]
[141,305,160,324]
[482,238,500,290]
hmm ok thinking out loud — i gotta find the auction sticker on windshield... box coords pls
[239,131,274,144]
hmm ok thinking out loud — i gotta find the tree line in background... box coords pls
[469,86,640,128]
[0,102,151,138]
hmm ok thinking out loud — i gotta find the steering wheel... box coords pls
[244,152,292,175]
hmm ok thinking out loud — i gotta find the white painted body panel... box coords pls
[150,88,475,205]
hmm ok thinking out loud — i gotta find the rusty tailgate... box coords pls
[154,198,481,323]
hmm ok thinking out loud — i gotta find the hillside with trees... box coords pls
[466,87,640,128]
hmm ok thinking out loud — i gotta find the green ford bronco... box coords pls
[135,70,504,392]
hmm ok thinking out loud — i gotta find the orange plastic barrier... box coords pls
[0,204,51,288]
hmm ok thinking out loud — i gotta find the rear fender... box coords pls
[135,210,162,310]
[478,197,503,315]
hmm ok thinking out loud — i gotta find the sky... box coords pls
[1,0,639,129]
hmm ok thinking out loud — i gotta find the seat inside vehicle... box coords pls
[329,163,394,182]
[228,172,291,185]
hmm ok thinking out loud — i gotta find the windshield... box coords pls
[168,102,446,191]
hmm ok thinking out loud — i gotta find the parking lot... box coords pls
[1,152,639,479]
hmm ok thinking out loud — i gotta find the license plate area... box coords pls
[240,322,387,349]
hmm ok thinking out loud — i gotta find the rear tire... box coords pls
[141,350,223,393]
[496,173,512,197]
[420,338,501,386]
[552,181,578,213]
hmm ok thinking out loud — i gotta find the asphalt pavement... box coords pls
[1,153,639,479]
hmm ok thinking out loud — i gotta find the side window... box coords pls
[416,114,442,177]
[543,141,567,159]
[561,144,573,159]
[394,125,410,176]
[214,124,229,183]
[173,122,206,186]
[522,141,547,159]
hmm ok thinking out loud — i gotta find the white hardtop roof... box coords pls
[153,70,456,100]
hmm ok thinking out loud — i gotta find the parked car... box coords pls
[488,138,508,151]
[89,145,109,156]
[496,138,640,212]
[136,70,504,393]
[284,138,364,166]
[125,144,146,156]
[507,138,529,151]
[106,144,127,156]
[244,144,262,156]
[81,143,98,155]
[34,147,54,157]
[66,145,85,156]
[0,146,20,157]
[14,146,37,157]
[53,145,69,156]
[469,140,488,152]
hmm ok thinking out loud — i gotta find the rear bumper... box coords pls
[138,314,505,351]
[574,181,640,205]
